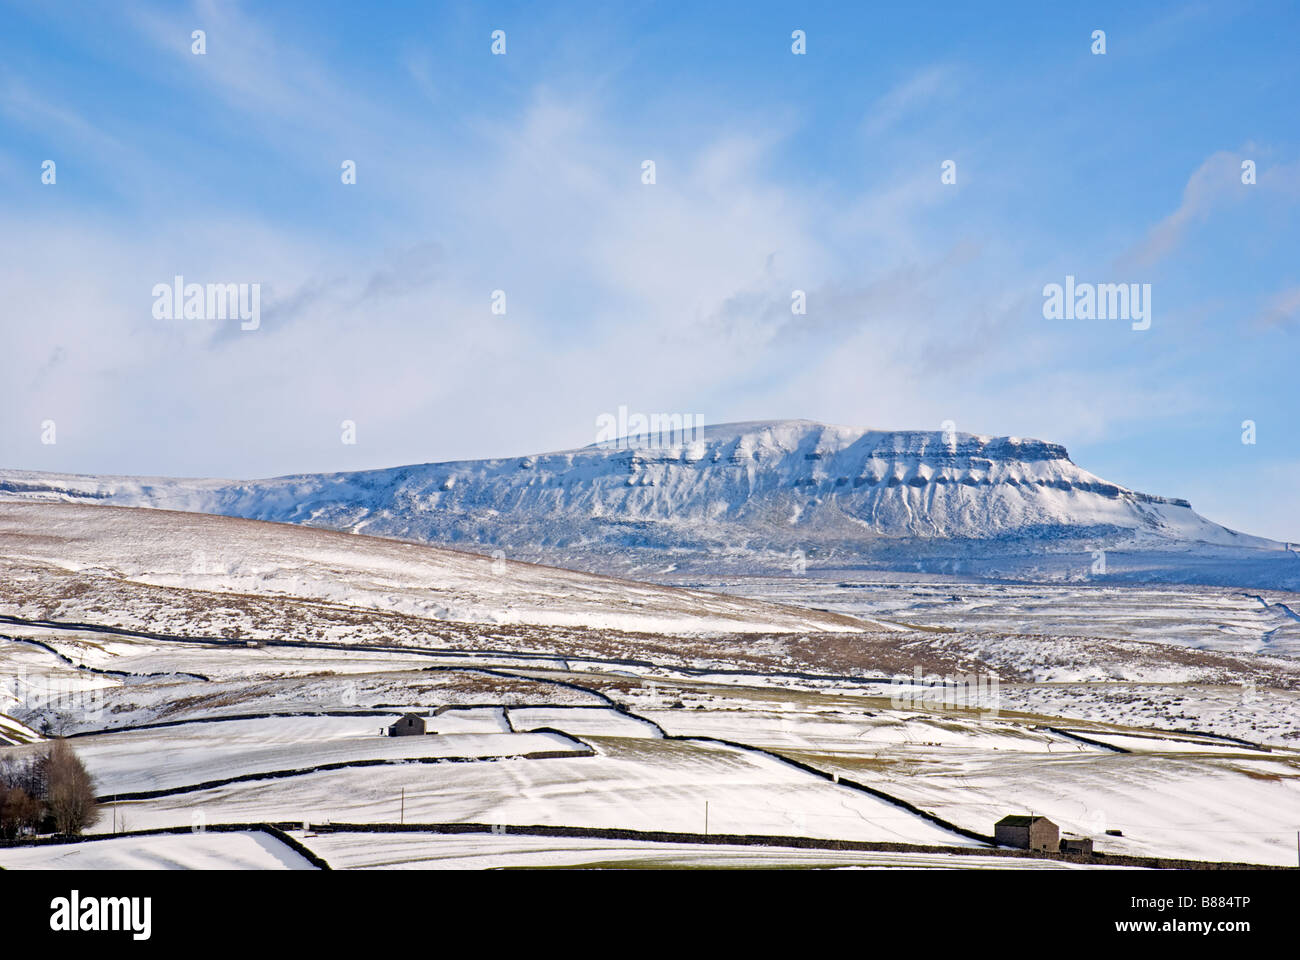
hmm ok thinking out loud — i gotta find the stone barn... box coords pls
[1060,837,1094,856]
[387,714,426,737]
[994,815,1059,852]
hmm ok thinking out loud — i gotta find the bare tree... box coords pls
[0,751,45,797]
[43,739,100,835]
[0,786,43,839]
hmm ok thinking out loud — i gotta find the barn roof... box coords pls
[996,815,1055,827]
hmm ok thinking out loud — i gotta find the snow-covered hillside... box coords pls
[2,420,1291,586]
[0,501,865,635]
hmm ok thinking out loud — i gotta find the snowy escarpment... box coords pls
[0,420,1285,581]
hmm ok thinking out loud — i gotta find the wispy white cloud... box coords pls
[1125,149,1300,269]
[2,2,1297,543]
[1254,285,1300,329]
[862,66,956,137]
[1126,150,1242,268]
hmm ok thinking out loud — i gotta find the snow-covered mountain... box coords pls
[2,420,1294,587]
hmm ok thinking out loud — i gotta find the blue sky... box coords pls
[1,0,1298,539]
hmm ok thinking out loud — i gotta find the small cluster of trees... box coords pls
[0,740,100,838]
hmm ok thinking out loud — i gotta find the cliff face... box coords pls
[0,420,1267,560]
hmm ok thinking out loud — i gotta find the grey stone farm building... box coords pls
[387,714,427,737]
[994,815,1059,852]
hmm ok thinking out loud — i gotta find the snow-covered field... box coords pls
[65,720,585,796]
[507,706,661,738]
[0,830,316,870]
[699,576,1300,656]
[87,735,979,847]
[644,700,1300,866]
[2,499,1298,868]
[296,831,1117,870]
